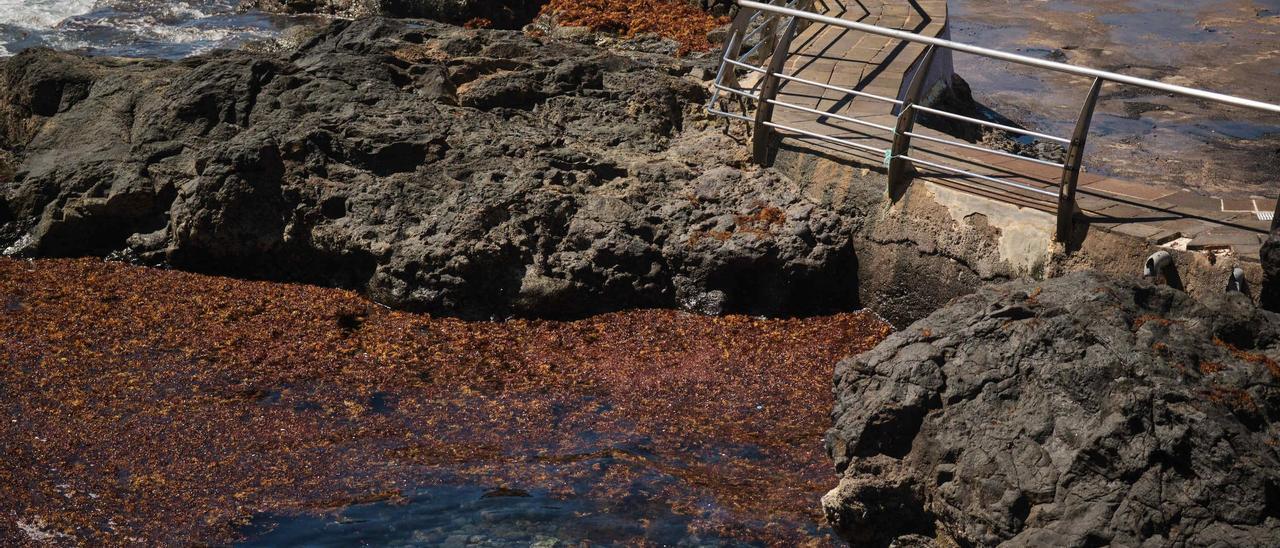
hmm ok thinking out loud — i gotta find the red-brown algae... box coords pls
[0,257,892,545]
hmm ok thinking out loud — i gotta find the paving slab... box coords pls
[1188,228,1264,250]
[1083,177,1178,201]
[1159,190,1226,211]
[1108,223,1165,240]
[1220,198,1255,212]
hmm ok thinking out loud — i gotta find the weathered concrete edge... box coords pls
[772,146,1263,327]
[895,2,955,107]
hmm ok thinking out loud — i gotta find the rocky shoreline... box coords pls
[0,17,874,320]
[2,4,1280,547]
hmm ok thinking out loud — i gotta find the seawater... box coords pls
[0,0,303,58]
[238,485,755,547]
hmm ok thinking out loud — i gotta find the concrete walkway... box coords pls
[766,0,1274,259]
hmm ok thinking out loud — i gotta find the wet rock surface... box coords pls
[824,271,1280,546]
[0,18,866,319]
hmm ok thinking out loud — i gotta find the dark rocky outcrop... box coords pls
[0,18,867,319]
[824,272,1280,546]
[1262,205,1280,312]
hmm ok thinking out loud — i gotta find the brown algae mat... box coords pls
[0,258,891,545]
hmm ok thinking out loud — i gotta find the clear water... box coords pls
[0,0,307,58]
[230,401,837,546]
[238,485,753,547]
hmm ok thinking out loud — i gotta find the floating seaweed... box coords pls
[0,258,891,545]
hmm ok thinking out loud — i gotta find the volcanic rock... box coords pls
[1261,210,1280,312]
[824,271,1280,546]
[0,18,865,319]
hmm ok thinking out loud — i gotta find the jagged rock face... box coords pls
[824,272,1280,547]
[1262,215,1280,312]
[0,18,865,319]
[241,0,549,28]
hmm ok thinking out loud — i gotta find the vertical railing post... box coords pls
[1272,195,1280,233]
[751,14,801,165]
[719,6,755,91]
[1056,77,1103,245]
[709,29,743,103]
[762,10,779,59]
[886,45,938,200]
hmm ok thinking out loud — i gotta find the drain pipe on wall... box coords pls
[1143,251,1172,279]
[1144,252,1250,296]
[1227,267,1248,293]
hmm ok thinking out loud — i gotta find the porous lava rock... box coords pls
[823,271,1280,546]
[0,18,865,319]
[1262,210,1280,312]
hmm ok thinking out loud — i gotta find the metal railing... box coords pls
[706,0,1280,244]
[707,0,817,124]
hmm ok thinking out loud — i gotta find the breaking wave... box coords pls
[0,0,307,59]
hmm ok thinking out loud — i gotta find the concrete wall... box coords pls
[772,145,1263,327]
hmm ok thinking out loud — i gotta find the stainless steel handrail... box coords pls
[715,84,761,100]
[900,154,1060,198]
[708,107,755,123]
[764,121,890,155]
[738,0,1280,115]
[773,72,904,105]
[903,130,1065,168]
[911,104,1069,144]
[768,99,898,133]
[737,35,772,61]
[706,27,742,111]
[710,0,1279,247]
[722,57,768,73]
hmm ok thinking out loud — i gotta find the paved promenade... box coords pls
[767,0,1274,258]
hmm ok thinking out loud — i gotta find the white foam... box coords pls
[0,0,282,58]
[0,0,99,29]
